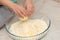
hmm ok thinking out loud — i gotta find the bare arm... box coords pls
[0,0,28,18]
[26,0,32,2]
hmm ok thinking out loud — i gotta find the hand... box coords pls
[0,0,28,18]
[9,3,28,18]
[24,0,35,16]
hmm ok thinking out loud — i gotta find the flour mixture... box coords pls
[9,19,48,36]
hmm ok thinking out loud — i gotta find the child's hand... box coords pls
[0,0,28,18]
[9,3,28,18]
[24,0,35,16]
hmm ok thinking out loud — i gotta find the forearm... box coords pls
[0,0,17,9]
[0,0,10,5]
[26,0,33,3]
[0,0,14,8]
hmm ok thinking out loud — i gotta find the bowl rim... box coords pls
[5,16,51,38]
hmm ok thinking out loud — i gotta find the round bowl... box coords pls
[5,14,51,40]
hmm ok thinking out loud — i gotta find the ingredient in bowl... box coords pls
[19,17,28,22]
[9,19,48,36]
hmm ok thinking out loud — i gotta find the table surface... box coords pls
[0,0,60,40]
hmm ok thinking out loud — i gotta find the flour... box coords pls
[9,19,48,36]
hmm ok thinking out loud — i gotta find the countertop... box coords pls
[0,0,60,40]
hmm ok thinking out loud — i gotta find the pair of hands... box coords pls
[0,0,35,18]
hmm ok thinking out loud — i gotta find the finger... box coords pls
[27,6,35,17]
[13,5,26,18]
[24,4,32,16]
[18,6,28,17]
[24,4,31,16]
[27,4,35,13]
[27,6,32,14]
[29,6,34,13]
[7,3,26,18]
[12,7,24,18]
[27,10,31,16]
[20,8,27,16]
[24,4,27,10]
[10,5,23,18]
[15,8,25,18]
[13,4,29,17]
[15,5,26,16]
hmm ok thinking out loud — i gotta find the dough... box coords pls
[9,19,48,36]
